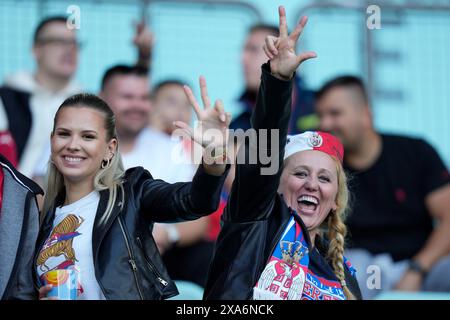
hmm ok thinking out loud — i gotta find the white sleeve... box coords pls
[32,142,51,178]
[171,141,196,182]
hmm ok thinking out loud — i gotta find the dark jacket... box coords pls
[204,64,361,300]
[0,87,32,161]
[0,154,43,300]
[34,164,228,300]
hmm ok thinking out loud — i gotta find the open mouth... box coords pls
[297,195,319,214]
[62,155,86,165]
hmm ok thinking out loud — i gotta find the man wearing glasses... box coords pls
[0,16,152,187]
[0,17,81,179]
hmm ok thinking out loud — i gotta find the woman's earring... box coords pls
[102,158,110,169]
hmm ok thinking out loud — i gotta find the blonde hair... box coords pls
[42,93,125,226]
[325,158,356,300]
[281,153,356,300]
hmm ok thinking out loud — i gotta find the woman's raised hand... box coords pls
[174,76,231,166]
[263,6,317,80]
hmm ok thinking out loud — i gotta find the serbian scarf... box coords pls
[253,215,356,300]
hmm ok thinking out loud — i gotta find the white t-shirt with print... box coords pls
[36,191,106,300]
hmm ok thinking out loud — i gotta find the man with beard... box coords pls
[99,65,194,183]
[315,75,450,298]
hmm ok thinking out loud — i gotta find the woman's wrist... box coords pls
[202,163,227,176]
[270,71,293,81]
[407,259,429,278]
[202,147,228,176]
[203,146,227,164]
[268,61,294,81]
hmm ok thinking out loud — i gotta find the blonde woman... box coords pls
[204,7,361,300]
[35,78,230,300]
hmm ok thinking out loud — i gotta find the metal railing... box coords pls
[295,0,450,103]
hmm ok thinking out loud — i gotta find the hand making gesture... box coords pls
[174,76,231,172]
[263,6,317,80]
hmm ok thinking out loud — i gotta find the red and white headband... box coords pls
[284,131,344,164]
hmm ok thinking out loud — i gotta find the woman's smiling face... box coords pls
[51,106,116,184]
[279,150,339,231]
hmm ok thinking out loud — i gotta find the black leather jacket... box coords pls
[34,164,228,300]
[204,64,361,300]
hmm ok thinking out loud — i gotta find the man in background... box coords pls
[1,16,81,177]
[1,16,153,179]
[315,75,450,299]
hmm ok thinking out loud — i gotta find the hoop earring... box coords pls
[102,158,110,169]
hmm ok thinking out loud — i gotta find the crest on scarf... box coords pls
[253,216,349,300]
[308,132,323,148]
[280,240,308,265]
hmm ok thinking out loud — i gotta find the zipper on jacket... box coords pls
[118,217,144,300]
[136,237,168,287]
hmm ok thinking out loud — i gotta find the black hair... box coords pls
[101,65,148,90]
[33,16,67,44]
[248,24,279,37]
[316,75,368,104]
[151,79,187,99]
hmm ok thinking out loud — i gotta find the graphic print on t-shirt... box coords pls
[37,214,84,271]
[37,214,84,294]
